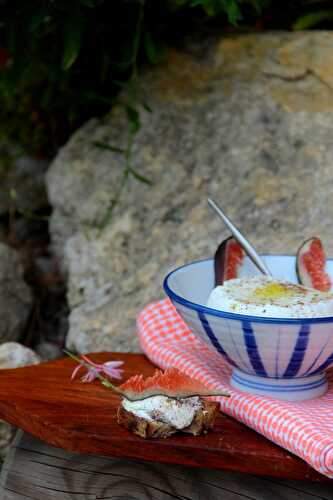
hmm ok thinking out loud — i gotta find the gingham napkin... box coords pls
[137,298,333,478]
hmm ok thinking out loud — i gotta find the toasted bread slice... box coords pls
[117,399,219,439]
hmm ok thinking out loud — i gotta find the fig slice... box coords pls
[214,236,245,286]
[119,368,229,400]
[296,237,331,292]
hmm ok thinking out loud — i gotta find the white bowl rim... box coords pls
[163,255,333,325]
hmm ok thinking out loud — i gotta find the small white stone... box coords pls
[0,342,40,369]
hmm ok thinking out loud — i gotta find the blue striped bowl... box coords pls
[163,255,333,401]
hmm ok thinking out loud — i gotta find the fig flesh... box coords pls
[214,236,245,286]
[119,368,229,400]
[296,237,331,292]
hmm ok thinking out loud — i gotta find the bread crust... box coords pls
[117,399,219,439]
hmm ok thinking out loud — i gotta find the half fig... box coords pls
[118,369,225,438]
[214,236,245,286]
[119,368,229,401]
[296,237,331,292]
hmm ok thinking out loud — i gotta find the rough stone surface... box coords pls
[47,32,333,353]
[35,341,63,361]
[0,342,40,458]
[0,151,48,215]
[0,243,33,343]
[0,342,40,369]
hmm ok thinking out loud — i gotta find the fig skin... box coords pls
[296,237,331,292]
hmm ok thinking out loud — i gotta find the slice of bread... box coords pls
[117,399,219,439]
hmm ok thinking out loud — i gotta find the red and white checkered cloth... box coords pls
[137,298,333,478]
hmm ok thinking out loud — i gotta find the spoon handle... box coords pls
[208,198,272,277]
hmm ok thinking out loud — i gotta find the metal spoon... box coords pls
[208,198,272,276]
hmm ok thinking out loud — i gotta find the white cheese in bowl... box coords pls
[207,276,333,318]
[122,396,202,429]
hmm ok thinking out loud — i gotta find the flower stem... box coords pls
[64,349,230,401]
[63,349,125,397]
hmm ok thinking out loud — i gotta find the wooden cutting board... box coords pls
[0,352,328,482]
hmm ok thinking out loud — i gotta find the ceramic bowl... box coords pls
[163,255,333,401]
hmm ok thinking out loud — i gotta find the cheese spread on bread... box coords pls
[122,396,202,429]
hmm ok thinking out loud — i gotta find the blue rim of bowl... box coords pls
[163,256,333,325]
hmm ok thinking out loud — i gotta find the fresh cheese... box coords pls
[207,276,333,318]
[122,395,202,429]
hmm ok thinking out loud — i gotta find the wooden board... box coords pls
[0,352,329,482]
[1,431,333,500]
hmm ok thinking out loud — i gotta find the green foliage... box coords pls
[0,0,267,158]
[168,0,266,24]
[293,9,333,30]
[62,12,86,71]
[190,0,242,23]
[2,0,333,162]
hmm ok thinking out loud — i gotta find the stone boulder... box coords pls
[0,243,33,342]
[47,32,333,353]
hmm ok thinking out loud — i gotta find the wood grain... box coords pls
[1,432,333,500]
[0,352,329,482]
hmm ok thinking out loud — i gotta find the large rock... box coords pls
[0,243,33,342]
[47,32,333,353]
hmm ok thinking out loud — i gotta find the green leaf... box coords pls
[293,10,333,30]
[248,0,267,14]
[165,0,187,12]
[112,80,127,88]
[9,188,17,201]
[129,168,152,185]
[126,106,140,135]
[189,0,242,24]
[92,141,125,154]
[62,15,85,70]
[225,0,242,25]
[142,100,153,113]
[144,31,159,64]
[28,8,50,33]
[78,90,115,105]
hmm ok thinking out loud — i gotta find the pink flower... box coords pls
[71,354,124,383]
